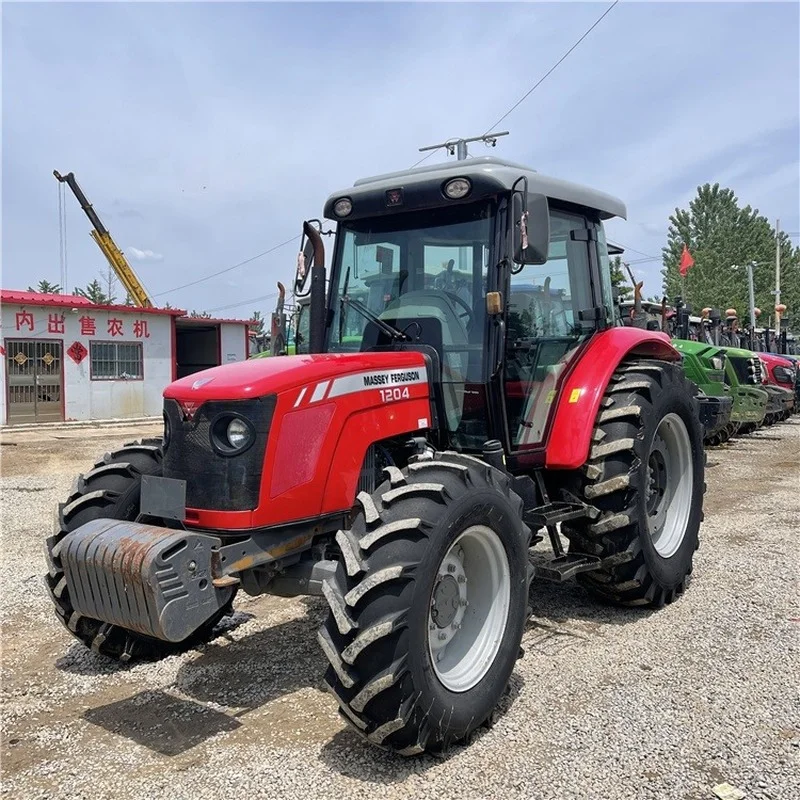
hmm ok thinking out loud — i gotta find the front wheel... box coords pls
[318,453,530,755]
[561,360,705,607]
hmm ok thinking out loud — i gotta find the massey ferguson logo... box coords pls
[178,400,198,421]
[362,370,421,387]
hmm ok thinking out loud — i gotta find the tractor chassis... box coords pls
[697,394,733,441]
[55,469,611,645]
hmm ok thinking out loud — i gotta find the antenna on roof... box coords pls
[418,131,509,161]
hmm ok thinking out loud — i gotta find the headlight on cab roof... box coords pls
[333,197,353,217]
[443,177,471,200]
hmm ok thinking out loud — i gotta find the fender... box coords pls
[545,327,681,470]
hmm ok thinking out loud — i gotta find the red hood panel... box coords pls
[164,351,428,401]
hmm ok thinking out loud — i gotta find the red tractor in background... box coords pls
[46,157,705,756]
[757,352,797,421]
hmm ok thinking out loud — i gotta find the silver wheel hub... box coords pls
[427,526,511,693]
[430,550,468,648]
[646,413,693,558]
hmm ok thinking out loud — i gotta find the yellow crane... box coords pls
[54,170,154,307]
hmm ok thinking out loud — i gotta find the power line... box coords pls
[205,291,281,314]
[607,241,660,260]
[154,234,301,298]
[160,2,621,303]
[410,0,619,171]
[627,256,662,265]
[483,0,620,134]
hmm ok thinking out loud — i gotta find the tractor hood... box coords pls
[165,351,429,402]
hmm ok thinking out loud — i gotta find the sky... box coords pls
[2,1,799,318]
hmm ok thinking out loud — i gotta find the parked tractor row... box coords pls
[44,156,794,758]
[618,295,798,445]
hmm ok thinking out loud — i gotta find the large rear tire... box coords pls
[45,439,236,662]
[561,360,705,607]
[319,453,530,755]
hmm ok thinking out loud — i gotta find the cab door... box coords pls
[503,208,600,450]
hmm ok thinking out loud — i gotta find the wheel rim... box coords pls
[427,525,511,693]
[646,412,693,558]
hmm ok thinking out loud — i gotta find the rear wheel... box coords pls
[45,439,236,662]
[319,453,530,755]
[561,360,705,607]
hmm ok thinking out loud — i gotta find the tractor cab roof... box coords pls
[324,157,627,222]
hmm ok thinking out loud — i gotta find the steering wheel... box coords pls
[443,291,474,326]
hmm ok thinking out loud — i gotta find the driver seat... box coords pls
[378,290,471,434]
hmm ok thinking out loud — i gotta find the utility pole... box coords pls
[418,131,509,161]
[746,261,757,333]
[775,218,781,336]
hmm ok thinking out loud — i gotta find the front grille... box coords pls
[162,396,276,511]
[751,357,763,385]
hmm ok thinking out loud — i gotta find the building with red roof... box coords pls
[1,290,254,425]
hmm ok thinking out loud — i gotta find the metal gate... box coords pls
[5,339,64,424]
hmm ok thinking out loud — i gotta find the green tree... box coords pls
[28,280,62,294]
[609,256,633,302]
[190,310,212,318]
[250,310,265,334]
[74,279,110,304]
[661,184,799,330]
[776,240,800,334]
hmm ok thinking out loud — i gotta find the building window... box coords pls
[90,341,144,380]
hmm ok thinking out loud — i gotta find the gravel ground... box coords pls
[1,419,798,799]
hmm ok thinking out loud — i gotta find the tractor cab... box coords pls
[297,157,625,454]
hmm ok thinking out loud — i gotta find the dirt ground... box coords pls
[1,419,798,799]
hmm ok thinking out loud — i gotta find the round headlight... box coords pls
[333,198,353,217]
[227,418,252,450]
[443,177,471,199]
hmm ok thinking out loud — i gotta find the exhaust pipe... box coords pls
[303,221,327,354]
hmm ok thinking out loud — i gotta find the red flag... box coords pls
[679,244,695,277]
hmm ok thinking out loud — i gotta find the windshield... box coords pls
[327,202,494,445]
[328,202,493,356]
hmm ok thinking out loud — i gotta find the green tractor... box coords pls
[617,293,732,444]
[670,339,735,445]
[717,345,770,435]
[717,313,788,430]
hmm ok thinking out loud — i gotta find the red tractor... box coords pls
[46,158,705,755]
[757,352,797,421]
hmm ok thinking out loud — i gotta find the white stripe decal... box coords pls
[310,380,331,403]
[294,387,307,407]
[327,367,428,400]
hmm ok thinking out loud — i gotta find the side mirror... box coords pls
[512,191,549,265]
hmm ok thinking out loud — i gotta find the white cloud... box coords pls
[127,247,164,262]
